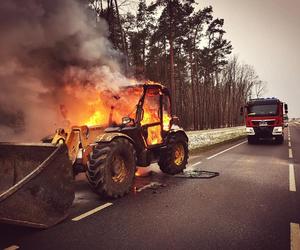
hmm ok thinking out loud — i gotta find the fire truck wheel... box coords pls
[275,135,284,144]
[247,136,257,144]
[158,133,188,175]
[86,138,136,198]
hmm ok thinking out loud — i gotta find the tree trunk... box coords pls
[168,0,176,114]
[114,0,129,74]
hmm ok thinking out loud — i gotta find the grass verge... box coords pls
[189,135,247,156]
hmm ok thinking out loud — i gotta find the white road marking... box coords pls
[289,148,294,159]
[291,223,300,250]
[289,164,296,192]
[72,203,113,221]
[206,141,247,160]
[289,141,292,147]
[4,246,19,250]
[189,161,202,168]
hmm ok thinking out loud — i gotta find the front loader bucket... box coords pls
[0,143,74,228]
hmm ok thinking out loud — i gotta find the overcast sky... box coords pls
[198,0,300,118]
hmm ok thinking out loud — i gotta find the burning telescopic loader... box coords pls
[0,83,189,228]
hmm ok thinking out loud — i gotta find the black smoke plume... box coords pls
[0,0,128,141]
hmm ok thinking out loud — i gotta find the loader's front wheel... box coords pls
[87,138,136,198]
[158,133,188,175]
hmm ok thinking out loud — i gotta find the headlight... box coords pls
[246,127,255,135]
[272,126,283,135]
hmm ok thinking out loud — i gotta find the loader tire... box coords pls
[158,133,188,175]
[86,138,136,198]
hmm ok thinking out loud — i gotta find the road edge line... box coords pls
[206,141,247,160]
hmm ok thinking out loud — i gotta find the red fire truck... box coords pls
[241,98,288,144]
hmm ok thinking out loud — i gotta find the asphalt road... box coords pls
[1,123,300,250]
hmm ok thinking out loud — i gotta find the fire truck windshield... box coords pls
[247,104,278,116]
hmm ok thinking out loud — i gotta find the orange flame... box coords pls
[163,114,171,131]
[85,111,104,126]
[60,84,143,127]
[59,81,171,145]
[135,167,152,177]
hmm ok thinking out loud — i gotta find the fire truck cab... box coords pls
[241,98,288,144]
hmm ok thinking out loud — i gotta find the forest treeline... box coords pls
[88,0,266,130]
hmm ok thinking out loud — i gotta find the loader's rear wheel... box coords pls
[158,133,188,175]
[86,138,136,198]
